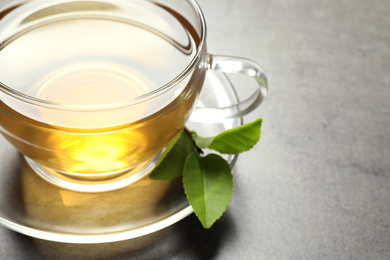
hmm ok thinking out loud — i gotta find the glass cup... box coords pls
[0,0,268,192]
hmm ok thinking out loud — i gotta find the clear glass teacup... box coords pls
[0,0,267,192]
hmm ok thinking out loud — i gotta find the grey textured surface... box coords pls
[1,0,390,259]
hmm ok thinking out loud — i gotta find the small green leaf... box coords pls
[193,118,262,154]
[191,134,214,149]
[154,130,183,167]
[183,152,233,228]
[149,131,196,180]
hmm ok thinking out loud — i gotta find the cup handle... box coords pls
[190,54,268,123]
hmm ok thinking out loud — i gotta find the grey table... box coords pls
[1,0,390,259]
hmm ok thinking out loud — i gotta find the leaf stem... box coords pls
[184,127,204,155]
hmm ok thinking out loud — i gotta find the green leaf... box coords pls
[191,134,214,149]
[154,130,183,167]
[149,131,196,180]
[193,118,262,154]
[183,152,233,228]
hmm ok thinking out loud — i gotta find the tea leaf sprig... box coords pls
[150,118,262,228]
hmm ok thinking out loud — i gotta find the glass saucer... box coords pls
[0,71,242,243]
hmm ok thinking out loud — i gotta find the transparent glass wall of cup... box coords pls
[0,0,267,192]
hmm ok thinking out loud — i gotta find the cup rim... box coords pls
[0,0,207,111]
